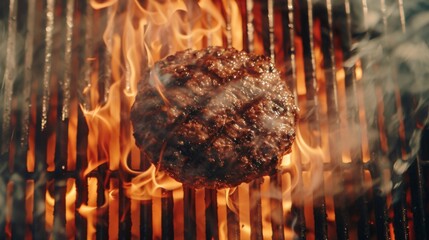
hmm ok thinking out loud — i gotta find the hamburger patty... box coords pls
[131,46,299,189]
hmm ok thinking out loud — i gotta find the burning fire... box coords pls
[19,0,369,239]
[0,0,425,238]
[79,0,249,239]
[84,0,336,238]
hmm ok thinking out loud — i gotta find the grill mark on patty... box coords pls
[170,96,268,182]
[194,96,265,151]
[164,67,246,137]
[136,64,236,150]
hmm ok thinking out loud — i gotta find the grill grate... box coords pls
[1,0,429,239]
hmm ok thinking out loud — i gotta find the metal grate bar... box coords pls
[53,181,67,239]
[392,185,409,240]
[9,0,32,238]
[96,169,108,239]
[421,128,429,237]
[94,6,112,107]
[409,158,427,240]
[161,189,174,240]
[340,0,372,238]
[184,186,196,240]
[140,198,153,239]
[245,0,255,53]
[205,189,219,240]
[97,6,113,105]
[358,2,391,239]
[317,0,351,239]
[383,64,410,240]
[281,1,307,238]
[117,2,132,237]
[119,103,132,238]
[394,11,428,239]
[31,0,54,238]
[282,0,298,100]
[342,1,372,238]
[0,0,9,149]
[397,0,406,33]
[227,189,240,240]
[299,0,328,239]
[394,61,422,240]
[0,6,9,212]
[18,0,34,177]
[79,0,94,110]
[75,107,89,240]
[52,0,74,237]
[261,0,275,60]
[379,0,410,238]
[119,176,131,239]
[270,174,285,240]
[62,0,74,121]
[40,0,55,132]
[182,4,198,236]
[223,0,232,48]
[249,179,263,240]
[73,0,89,238]
[368,162,390,240]
[0,7,14,238]
[290,198,307,239]
[1,0,16,160]
[140,156,153,240]
[360,50,391,240]
[240,1,267,239]
[261,0,286,239]
[299,0,320,144]
[93,8,112,238]
[363,87,390,240]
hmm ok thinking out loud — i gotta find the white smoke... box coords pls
[357,0,429,197]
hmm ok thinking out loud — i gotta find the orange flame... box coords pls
[76,1,337,238]
[75,1,243,239]
[33,0,371,239]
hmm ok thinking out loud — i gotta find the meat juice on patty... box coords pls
[131,46,299,189]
